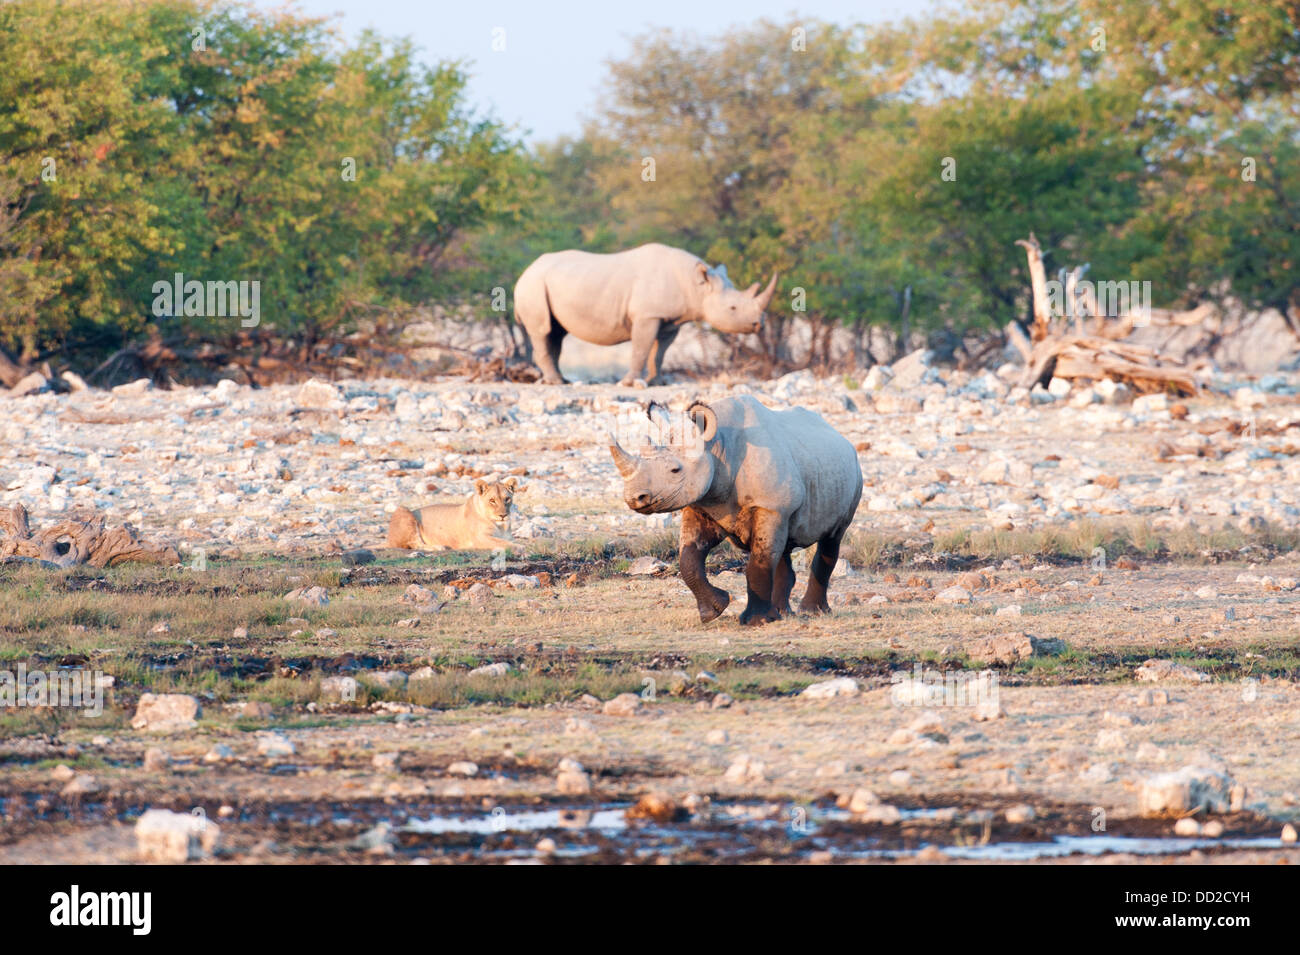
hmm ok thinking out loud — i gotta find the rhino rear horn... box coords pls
[609,439,638,477]
[754,271,779,310]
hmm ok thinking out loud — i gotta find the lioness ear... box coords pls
[502,477,519,490]
[475,479,487,494]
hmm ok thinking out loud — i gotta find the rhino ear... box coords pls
[688,402,718,444]
[695,262,711,288]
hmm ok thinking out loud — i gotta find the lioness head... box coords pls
[472,477,523,524]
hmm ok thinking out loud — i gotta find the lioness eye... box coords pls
[671,466,682,474]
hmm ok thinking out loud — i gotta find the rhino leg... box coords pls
[643,323,680,385]
[799,528,844,614]
[739,508,788,626]
[772,546,796,617]
[680,507,730,623]
[532,323,569,385]
[620,318,661,386]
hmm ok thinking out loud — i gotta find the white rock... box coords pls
[131,693,201,732]
[801,677,859,699]
[135,808,220,863]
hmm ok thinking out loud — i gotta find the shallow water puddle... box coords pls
[933,835,1290,861]
[406,807,629,835]
[399,802,1296,862]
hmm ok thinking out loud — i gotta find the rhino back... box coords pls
[532,245,702,344]
[709,396,861,547]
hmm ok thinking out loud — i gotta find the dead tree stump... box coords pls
[0,504,180,568]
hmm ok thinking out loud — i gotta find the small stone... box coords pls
[466,583,494,607]
[888,769,912,787]
[627,556,670,575]
[61,773,102,796]
[256,732,295,758]
[535,837,557,854]
[1138,765,1234,817]
[1005,804,1036,824]
[371,752,402,772]
[724,754,766,784]
[352,822,395,855]
[1282,824,1297,844]
[858,803,902,823]
[1201,820,1224,838]
[556,757,592,794]
[706,729,729,744]
[131,693,201,732]
[1174,817,1202,836]
[603,692,642,716]
[936,585,972,604]
[284,585,329,607]
[801,677,859,699]
[847,789,881,813]
[966,632,1064,666]
[1135,659,1209,683]
[469,662,511,678]
[204,744,234,763]
[1136,688,1171,706]
[626,792,682,823]
[135,808,220,863]
[995,604,1022,618]
[142,748,171,772]
[446,760,478,776]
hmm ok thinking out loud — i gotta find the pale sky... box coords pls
[274,1,939,143]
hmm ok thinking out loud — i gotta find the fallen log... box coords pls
[0,504,180,568]
[1022,335,1197,396]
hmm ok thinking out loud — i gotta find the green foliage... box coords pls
[462,2,1299,343]
[0,0,527,358]
[3,0,1296,360]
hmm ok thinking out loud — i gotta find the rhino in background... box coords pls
[514,243,778,385]
[609,396,863,626]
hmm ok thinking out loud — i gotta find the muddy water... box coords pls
[397,802,1296,863]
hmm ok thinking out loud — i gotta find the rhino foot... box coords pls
[739,603,782,627]
[697,586,730,623]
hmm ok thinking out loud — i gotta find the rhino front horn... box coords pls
[754,271,779,310]
[609,440,638,478]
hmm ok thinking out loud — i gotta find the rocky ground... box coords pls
[1,353,1299,864]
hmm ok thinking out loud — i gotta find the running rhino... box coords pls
[514,243,777,386]
[609,396,862,625]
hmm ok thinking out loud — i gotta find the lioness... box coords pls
[387,478,524,551]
